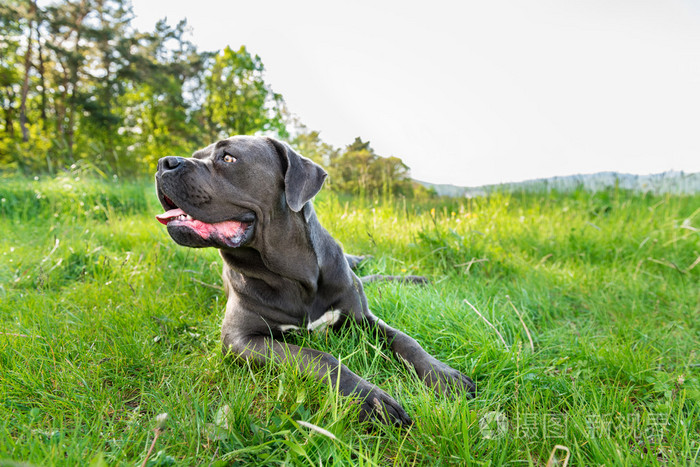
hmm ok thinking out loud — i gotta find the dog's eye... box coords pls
[223,154,237,163]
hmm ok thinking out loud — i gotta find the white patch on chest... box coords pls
[307,309,342,331]
[279,309,342,333]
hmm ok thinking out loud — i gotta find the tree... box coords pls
[0,1,216,174]
[0,1,23,145]
[203,45,286,139]
[290,127,338,166]
[18,0,38,143]
[332,137,413,198]
[114,18,211,172]
[1,2,421,190]
[0,0,50,170]
[373,155,412,198]
[334,137,376,197]
[42,0,95,158]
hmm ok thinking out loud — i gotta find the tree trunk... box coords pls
[2,86,16,138]
[55,68,68,139]
[63,3,89,159]
[37,26,47,124]
[19,3,36,143]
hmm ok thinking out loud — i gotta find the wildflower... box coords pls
[141,413,169,467]
[155,412,169,429]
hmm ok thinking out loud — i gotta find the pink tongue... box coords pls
[156,208,247,244]
[156,208,186,225]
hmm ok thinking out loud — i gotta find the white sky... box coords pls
[130,0,700,186]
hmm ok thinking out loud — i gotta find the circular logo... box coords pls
[479,411,508,439]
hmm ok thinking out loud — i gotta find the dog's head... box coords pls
[155,135,327,250]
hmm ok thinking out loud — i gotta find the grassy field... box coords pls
[0,172,698,466]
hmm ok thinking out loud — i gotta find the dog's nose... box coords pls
[159,156,185,171]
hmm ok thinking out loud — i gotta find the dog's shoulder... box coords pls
[303,202,356,289]
[304,203,344,264]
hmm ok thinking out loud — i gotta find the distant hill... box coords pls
[416,171,700,197]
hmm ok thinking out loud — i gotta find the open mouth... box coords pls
[156,194,254,248]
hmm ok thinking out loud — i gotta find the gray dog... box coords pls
[155,135,475,426]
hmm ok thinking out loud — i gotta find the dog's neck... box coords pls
[221,202,320,294]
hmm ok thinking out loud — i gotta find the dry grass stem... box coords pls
[506,295,534,352]
[463,298,508,349]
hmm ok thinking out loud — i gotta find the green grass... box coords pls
[1,173,698,465]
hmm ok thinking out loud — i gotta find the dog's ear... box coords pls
[267,137,327,212]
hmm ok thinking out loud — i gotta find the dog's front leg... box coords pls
[222,333,413,426]
[361,315,476,398]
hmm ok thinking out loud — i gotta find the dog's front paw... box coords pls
[421,359,476,398]
[356,387,413,427]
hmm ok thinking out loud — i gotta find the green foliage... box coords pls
[1,2,421,198]
[0,2,286,176]
[289,127,339,169]
[1,177,698,465]
[204,46,286,140]
[302,136,415,199]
